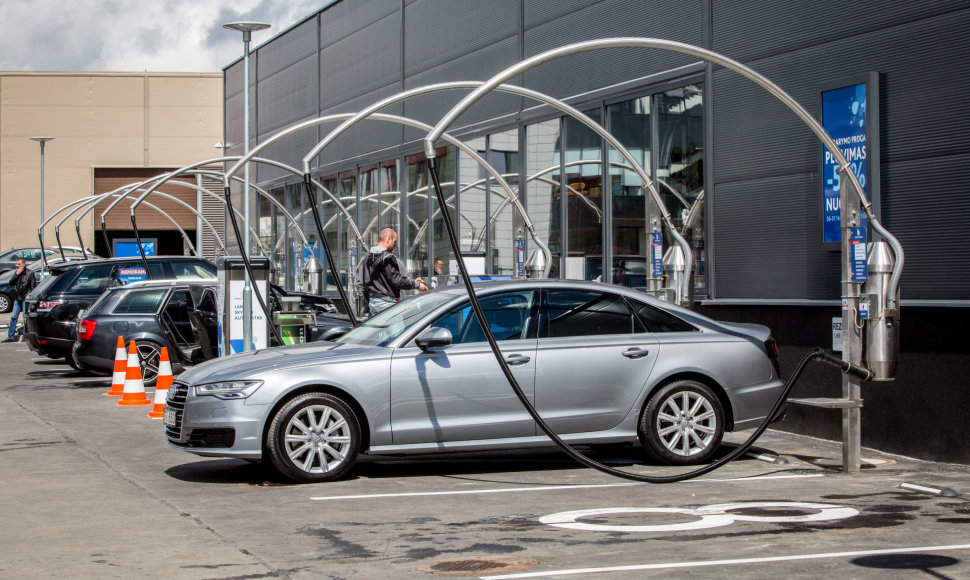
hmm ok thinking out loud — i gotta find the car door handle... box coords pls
[622,347,649,359]
[504,354,531,365]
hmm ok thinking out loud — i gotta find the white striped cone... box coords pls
[148,347,173,418]
[118,341,150,406]
[105,336,127,396]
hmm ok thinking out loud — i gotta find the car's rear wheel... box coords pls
[639,379,724,465]
[0,293,11,313]
[265,392,360,483]
[135,340,162,386]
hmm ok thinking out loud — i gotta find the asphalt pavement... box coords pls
[2,339,968,579]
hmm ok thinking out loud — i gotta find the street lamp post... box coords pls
[223,21,270,352]
[30,136,54,266]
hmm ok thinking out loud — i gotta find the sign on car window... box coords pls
[118,267,147,285]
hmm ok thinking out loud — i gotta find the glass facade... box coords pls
[273,80,703,299]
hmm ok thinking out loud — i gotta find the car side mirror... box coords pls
[415,327,452,351]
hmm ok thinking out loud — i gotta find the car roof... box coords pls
[120,277,217,289]
[48,255,214,273]
[429,278,699,316]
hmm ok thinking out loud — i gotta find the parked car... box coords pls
[73,280,351,384]
[23,256,217,366]
[165,279,784,483]
[0,253,99,313]
[0,246,91,275]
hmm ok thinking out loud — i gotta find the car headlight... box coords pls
[194,380,263,400]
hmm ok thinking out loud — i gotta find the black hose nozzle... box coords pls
[813,348,874,381]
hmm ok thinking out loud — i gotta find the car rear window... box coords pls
[112,289,167,314]
[633,302,696,333]
[65,264,115,294]
[30,267,74,297]
[171,261,216,279]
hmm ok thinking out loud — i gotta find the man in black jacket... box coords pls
[5,258,36,342]
[359,228,427,315]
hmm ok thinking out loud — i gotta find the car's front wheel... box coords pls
[0,293,11,313]
[639,379,724,465]
[265,392,360,483]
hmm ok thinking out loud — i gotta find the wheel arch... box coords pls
[261,384,371,454]
[642,372,735,431]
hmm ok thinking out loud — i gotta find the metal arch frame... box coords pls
[128,161,318,249]
[128,177,261,270]
[56,191,221,259]
[128,168,313,258]
[425,37,903,309]
[38,197,106,266]
[224,110,551,327]
[76,182,227,255]
[222,110,543,264]
[95,172,255,260]
[299,81,685,280]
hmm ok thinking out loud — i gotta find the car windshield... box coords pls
[339,292,455,347]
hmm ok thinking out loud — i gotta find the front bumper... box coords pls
[164,382,267,459]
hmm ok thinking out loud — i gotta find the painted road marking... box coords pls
[539,502,859,533]
[309,473,823,501]
[481,544,970,579]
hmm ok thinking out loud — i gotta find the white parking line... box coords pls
[309,473,823,501]
[480,543,970,579]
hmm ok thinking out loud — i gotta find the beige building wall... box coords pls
[0,71,222,252]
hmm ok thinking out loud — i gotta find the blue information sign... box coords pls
[515,238,525,277]
[822,82,869,243]
[650,232,663,277]
[849,226,868,283]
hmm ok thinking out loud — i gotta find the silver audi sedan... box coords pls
[165,279,784,483]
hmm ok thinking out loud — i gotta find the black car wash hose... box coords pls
[428,157,873,483]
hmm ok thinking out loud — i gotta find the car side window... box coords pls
[112,289,167,314]
[430,291,534,345]
[545,290,635,337]
[633,302,697,333]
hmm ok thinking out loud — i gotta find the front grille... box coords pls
[164,381,188,441]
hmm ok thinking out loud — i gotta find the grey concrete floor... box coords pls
[1,341,968,579]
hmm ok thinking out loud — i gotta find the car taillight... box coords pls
[38,300,62,311]
[764,338,779,358]
[78,319,97,341]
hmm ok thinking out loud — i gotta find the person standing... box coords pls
[430,258,444,289]
[359,228,427,315]
[4,258,36,342]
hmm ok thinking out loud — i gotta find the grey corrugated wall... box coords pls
[224,0,970,303]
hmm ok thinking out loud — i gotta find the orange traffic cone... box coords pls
[105,336,127,397]
[148,347,173,418]
[117,341,151,406]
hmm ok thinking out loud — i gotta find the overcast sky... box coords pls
[0,0,328,73]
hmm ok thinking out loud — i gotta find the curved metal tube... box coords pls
[301,82,683,279]
[59,191,219,258]
[425,38,902,307]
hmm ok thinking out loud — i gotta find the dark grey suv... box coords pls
[72,278,352,383]
[24,256,216,365]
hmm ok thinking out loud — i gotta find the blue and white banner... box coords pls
[822,82,869,243]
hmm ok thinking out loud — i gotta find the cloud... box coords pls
[0,0,324,72]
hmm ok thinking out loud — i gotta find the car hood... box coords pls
[176,341,382,384]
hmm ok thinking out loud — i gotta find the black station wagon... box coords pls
[23,256,216,365]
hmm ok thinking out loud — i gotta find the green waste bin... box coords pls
[276,312,312,345]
